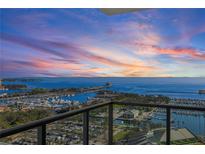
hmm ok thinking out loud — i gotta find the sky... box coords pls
[0,8,205,78]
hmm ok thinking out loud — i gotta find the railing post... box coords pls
[83,111,89,145]
[108,103,113,145]
[37,124,46,145]
[166,108,171,145]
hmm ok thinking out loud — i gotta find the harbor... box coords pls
[0,78,205,144]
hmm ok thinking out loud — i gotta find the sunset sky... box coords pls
[0,8,205,77]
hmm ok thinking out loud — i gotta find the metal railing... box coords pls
[0,101,205,145]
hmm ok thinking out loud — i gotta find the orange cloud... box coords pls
[31,56,164,77]
[155,47,205,60]
[114,65,167,77]
[134,43,205,60]
[29,58,112,77]
[31,58,84,70]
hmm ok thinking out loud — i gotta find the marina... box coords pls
[0,77,205,144]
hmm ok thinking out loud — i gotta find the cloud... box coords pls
[1,31,170,77]
[134,42,205,60]
[1,33,67,58]
[1,33,156,70]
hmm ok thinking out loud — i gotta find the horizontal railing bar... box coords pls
[1,101,205,139]
[113,102,205,111]
[0,102,111,138]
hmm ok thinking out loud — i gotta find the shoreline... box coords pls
[1,77,205,101]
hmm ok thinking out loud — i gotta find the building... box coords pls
[0,93,7,97]
[0,106,10,112]
[122,110,139,119]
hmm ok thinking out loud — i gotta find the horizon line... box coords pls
[1,76,205,79]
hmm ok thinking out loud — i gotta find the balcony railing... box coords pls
[0,101,205,145]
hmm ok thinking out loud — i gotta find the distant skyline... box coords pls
[0,9,205,78]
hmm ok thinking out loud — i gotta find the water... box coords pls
[1,77,205,138]
[58,92,96,103]
[1,77,205,100]
[151,110,205,138]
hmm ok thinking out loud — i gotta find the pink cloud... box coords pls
[134,42,205,60]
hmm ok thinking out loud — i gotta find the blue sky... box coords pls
[0,8,205,77]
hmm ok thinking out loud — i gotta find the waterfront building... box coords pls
[122,110,139,119]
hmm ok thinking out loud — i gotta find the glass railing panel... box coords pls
[0,108,51,145]
[89,106,108,145]
[46,113,83,145]
[170,109,205,145]
[0,128,37,145]
[113,104,166,145]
